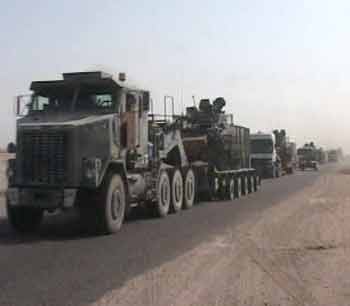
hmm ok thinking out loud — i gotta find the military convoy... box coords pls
[6,71,260,234]
[5,71,344,234]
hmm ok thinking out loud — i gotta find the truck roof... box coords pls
[30,71,144,95]
[250,133,274,140]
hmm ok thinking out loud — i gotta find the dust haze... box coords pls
[1,0,349,153]
[0,66,348,153]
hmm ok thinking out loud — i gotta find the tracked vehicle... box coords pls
[179,97,260,201]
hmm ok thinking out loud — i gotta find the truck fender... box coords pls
[102,161,131,215]
[100,161,129,193]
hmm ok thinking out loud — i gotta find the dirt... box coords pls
[91,165,350,306]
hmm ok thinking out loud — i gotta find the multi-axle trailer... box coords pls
[6,71,260,234]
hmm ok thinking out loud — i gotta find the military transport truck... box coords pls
[273,129,296,175]
[6,71,260,235]
[297,143,319,171]
[328,149,339,162]
[250,132,281,178]
[7,71,196,234]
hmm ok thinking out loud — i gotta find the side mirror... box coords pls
[15,94,31,117]
[143,92,150,111]
[16,96,20,116]
[7,142,16,154]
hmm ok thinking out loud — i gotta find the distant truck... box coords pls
[273,129,296,175]
[297,143,318,171]
[328,149,339,162]
[287,142,298,170]
[250,132,281,178]
[316,148,327,164]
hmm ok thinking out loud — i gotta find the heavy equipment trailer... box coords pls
[273,129,296,175]
[178,97,260,201]
[6,72,260,235]
[297,143,319,171]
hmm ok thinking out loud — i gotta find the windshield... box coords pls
[28,87,118,115]
[250,139,274,154]
[297,148,315,159]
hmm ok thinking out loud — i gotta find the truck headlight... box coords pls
[82,158,102,185]
[6,159,16,185]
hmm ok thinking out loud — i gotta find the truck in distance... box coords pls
[328,149,339,162]
[273,129,296,175]
[250,132,281,178]
[297,143,319,171]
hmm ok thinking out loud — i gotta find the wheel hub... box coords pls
[111,187,122,220]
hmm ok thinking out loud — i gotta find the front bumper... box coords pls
[6,188,77,209]
[251,160,274,178]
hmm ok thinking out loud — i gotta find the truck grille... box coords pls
[19,130,67,185]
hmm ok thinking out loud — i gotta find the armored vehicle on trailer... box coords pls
[273,129,296,175]
[179,97,260,201]
[6,71,196,234]
[297,143,318,171]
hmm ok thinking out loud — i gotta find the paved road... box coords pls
[0,169,323,306]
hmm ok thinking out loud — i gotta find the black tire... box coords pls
[7,205,43,233]
[229,178,235,201]
[275,167,280,178]
[268,167,273,178]
[220,177,229,200]
[170,169,183,213]
[235,177,242,199]
[254,175,260,191]
[242,176,249,195]
[94,173,126,234]
[183,168,196,209]
[214,177,220,199]
[249,175,255,193]
[155,170,171,217]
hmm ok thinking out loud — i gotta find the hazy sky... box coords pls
[1,0,350,151]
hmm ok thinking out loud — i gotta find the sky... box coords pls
[1,0,350,151]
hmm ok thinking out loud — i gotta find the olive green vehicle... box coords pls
[6,71,259,234]
[7,71,192,234]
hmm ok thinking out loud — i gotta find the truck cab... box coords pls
[250,132,281,178]
[297,146,318,170]
[7,71,196,234]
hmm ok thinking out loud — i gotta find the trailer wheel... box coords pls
[229,178,235,201]
[155,170,171,217]
[170,169,183,213]
[242,176,248,195]
[7,205,43,233]
[93,173,126,234]
[183,168,196,209]
[275,167,281,178]
[254,175,260,191]
[249,175,255,193]
[235,177,242,199]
